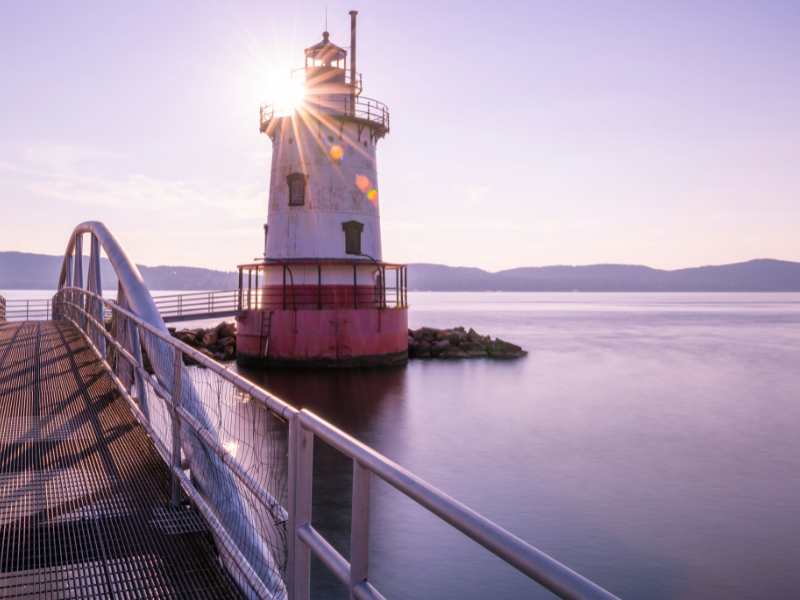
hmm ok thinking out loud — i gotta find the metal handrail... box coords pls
[0,298,52,321]
[150,289,241,322]
[343,95,390,131]
[260,94,389,135]
[0,290,240,324]
[237,262,408,311]
[287,410,621,600]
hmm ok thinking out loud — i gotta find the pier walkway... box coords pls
[0,320,241,598]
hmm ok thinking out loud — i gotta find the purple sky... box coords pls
[1,1,798,271]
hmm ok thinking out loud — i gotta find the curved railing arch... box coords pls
[57,221,165,332]
[54,222,287,600]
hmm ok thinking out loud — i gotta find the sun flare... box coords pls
[268,70,306,116]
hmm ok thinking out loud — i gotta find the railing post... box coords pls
[317,264,322,310]
[288,415,313,600]
[89,234,106,357]
[73,234,83,289]
[248,269,253,309]
[238,267,243,311]
[353,264,358,309]
[170,348,183,507]
[350,461,371,597]
[73,235,85,328]
[381,265,386,309]
[404,266,408,307]
[129,320,149,413]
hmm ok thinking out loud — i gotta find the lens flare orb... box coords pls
[329,145,344,162]
[355,174,371,193]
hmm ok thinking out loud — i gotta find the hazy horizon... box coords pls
[1,248,797,275]
[2,2,798,271]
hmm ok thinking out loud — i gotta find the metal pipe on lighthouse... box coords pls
[349,10,357,98]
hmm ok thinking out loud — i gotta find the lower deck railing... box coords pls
[53,286,619,600]
[151,289,241,322]
[0,297,52,321]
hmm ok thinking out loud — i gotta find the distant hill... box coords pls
[0,251,237,291]
[1,252,799,292]
[408,259,800,291]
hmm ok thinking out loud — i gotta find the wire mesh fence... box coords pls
[54,288,294,599]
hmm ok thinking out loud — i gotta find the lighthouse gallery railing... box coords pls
[260,95,390,135]
[237,260,408,311]
[51,222,618,600]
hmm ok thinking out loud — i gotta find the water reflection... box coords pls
[237,365,408,598]
[231,292,800,599]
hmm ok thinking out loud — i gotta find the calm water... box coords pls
[5,289,798,598]
[236,292,800,600]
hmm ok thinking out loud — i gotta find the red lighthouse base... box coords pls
[236,307,408,368]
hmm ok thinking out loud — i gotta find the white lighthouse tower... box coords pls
[236,11,408,367]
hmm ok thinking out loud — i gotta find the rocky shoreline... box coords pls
[408,326,527,359]
[166,322,526,364]
[169,321,237,363]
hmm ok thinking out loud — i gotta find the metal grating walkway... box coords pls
[0,321,244,599]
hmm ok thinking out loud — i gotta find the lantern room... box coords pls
[303,29,361,96]
[305,31,346,70]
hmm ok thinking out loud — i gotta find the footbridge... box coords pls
[0,222,620,599]
[0,290,242,325]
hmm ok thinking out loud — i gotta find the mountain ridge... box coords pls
[1,252,799,292]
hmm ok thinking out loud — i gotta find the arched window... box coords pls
[287,173,307,206]
[341,220,364,255]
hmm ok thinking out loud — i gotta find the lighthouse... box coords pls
[236,10,409,367]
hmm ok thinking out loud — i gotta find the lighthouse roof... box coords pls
[305,31,347,60]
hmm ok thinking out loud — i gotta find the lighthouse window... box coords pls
[342,220,364,255]
[287,173,306,206]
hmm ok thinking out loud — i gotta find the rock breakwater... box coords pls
[408,326,526,359]
[165,322,525,365]
[169,321,237,363]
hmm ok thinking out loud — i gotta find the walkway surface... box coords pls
[0,321,243,599]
